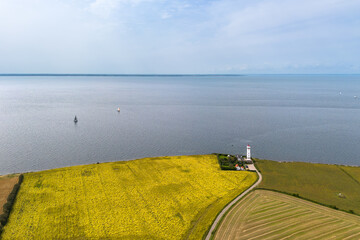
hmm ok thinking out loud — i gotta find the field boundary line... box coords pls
[204,165,262,240]
[337,166,360,186]
[255,187,360,217]
[259,189,360,223]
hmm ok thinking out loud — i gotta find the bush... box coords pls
[217,154,238,170]
[3,202,12,214]
[18,174,24,184]
[221,166,237,170]
[0,213,8,226]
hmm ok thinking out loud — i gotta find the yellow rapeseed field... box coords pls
[2,155,256,239]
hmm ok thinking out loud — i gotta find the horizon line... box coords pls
[0,73,244,77]
[0,73,359,77]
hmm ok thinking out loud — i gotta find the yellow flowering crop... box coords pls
[2,155,256,239]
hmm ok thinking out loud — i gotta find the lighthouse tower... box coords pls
[246,145,251,161]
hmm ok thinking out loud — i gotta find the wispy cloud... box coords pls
[88,0,121,18]
[0,0,359,73]
[87,0,152,18]
[161,12,171,19]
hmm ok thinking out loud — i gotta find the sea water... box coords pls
[0,74,359,174]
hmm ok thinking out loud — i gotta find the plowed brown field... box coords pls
[0,174,19,214]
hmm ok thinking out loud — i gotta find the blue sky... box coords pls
[0,0,359,74]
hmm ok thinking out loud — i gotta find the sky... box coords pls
[0,0,359,74]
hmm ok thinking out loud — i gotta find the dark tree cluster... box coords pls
[217,154,240,170]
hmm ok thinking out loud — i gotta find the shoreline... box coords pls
[1,155,360,177]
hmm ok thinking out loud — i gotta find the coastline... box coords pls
[2,155,360,177]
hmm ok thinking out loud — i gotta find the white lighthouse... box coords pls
[246,145,251,161]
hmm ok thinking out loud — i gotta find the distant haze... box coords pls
[0,0,360,74]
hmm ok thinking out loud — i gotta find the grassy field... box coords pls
[2,155,256,240]
[340,165,360,183]
[214,190,360,240]
[0,174,19,215]
[255,159,360,214]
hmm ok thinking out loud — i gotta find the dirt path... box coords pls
[205,165,262,240]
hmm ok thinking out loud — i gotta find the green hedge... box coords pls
[217,154,241,170]
[256,188,358,215]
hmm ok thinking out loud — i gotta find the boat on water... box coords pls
[117,107,120,112]
[74,116,78,123]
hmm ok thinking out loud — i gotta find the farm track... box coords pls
[205,166,263,240]
[214,190,360,240]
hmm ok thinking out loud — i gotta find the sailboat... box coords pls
[74,116,78,123]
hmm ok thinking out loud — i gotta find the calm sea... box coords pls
[1,75,360,174]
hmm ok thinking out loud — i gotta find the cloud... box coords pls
[221,0,360,37]
[161,12,172,19]
[88,0,121,18]
[200,0,360,73]
[87,0,153,18]
[0,0,359,73]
